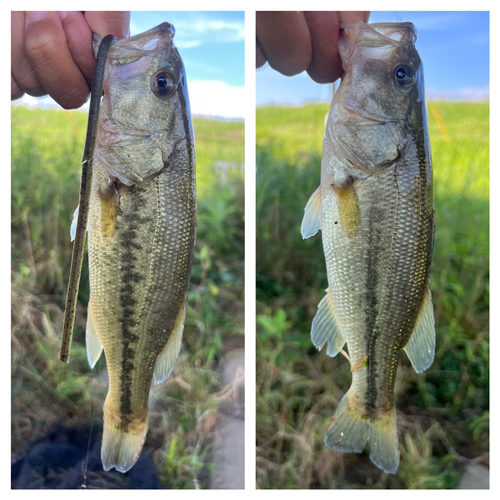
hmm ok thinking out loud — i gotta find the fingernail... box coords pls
[119,24,130,39]
[25,11,48,24]
[58,11,69,21]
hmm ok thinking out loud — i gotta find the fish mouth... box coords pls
[340,22,417,48]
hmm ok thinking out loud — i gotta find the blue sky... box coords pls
[14,11,245,119]
[129,12,245,119]
[256,11,490,106]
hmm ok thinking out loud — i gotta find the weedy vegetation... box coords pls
[11,106,244,489]
[256,101,489,489]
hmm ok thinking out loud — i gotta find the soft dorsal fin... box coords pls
[403,288,435,373]
[153,303,187,385]
[86,299,103,368]
[301,186,322,239]
[311,288,346,357]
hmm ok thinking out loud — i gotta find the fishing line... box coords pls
[80,396,95,489]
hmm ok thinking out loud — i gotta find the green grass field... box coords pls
[11,106,244,488]
[256,101,489,489]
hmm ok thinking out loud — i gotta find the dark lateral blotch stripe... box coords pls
[118,188,149,420]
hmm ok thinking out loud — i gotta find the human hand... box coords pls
[256,11,370,84]
[11,11,130,109]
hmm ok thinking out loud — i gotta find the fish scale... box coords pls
[76,22,197,473]
[302,21,435,474]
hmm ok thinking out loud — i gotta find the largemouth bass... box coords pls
[73,23,196,473]
[301,22,435,474]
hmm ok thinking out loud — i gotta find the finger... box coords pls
[11,75,23,101]
[256,38,267,69]
[24,11,90,109]
[304,12,342,84]
[84,11,130,39]
[58,11,95,88]
[339,11,371,25]
[256,12,311,76]
[11,11,46,99]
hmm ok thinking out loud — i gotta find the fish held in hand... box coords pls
[75,23,196,473]
[302,22,435,474]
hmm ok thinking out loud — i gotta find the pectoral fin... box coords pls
[86,299,103,368]
[301,186,322,239]
[70,205,79,242]
[98,184,121,238]
[334,180,360,239]
[403,288,435,373]
[153,303,187,385]
[311,288,346,357]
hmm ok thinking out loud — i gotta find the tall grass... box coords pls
[256,101,489,489]
[11,106,244,488]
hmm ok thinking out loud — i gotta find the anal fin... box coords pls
[311,288,346,357]
[403,287,435,373]
[153,303,187,385]
[86,298,103,369]
[301,186,322,239]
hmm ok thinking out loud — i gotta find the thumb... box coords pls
[84,11,130,40]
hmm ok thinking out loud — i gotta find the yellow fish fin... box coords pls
[325,391,399,474]
[153,302,186,385]
[98,184,122,238]
[334,180,360,238]
[311,287,346,357]
[301,186,322,239]
[101,405,148,473]
[86,298,103,369]
[403,287,435,373]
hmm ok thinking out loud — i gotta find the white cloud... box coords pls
[407,12,469,31]
[129,14,244,50]
[175,19,244,41]
[426,86,489,101]
[13,80,245,120]
[187,80,244,119]
[169,18,244,49]
[175,40,203,50]
[12,94,69,110]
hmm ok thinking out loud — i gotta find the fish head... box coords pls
[97,22,194,186]
[325,22,427,178]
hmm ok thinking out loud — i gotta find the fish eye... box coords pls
[151,71,177,97]
[394,64,414,89]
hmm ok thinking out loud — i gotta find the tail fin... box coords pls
[101,405,148,473]
[324,391,399,474]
